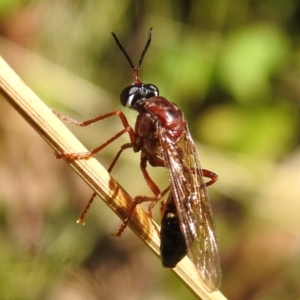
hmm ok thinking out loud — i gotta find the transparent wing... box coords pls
[159,121,221,291]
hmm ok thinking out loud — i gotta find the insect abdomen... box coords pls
[160,194,187,268]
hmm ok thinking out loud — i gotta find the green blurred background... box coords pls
[1,0,300,299]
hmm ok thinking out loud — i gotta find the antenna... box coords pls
[111,27,153,71]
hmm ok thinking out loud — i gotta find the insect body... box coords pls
[55,28,221,291]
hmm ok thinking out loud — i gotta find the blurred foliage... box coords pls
[0,0,300,299]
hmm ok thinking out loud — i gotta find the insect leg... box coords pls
[76,192,97,225]
[147,185,170,215]
[107,143,133,173]
[202,169,218,187]
[53,110,130,128]
[54,110,139,224]
[76,143,134,224]
[113,188,169,238]
[113,157,169,237]
[56,127,135,160]
[188,167,218,188]
[53,110,137,160]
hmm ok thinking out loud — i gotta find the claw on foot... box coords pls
[54,151,62,159]
[76,218,86,225]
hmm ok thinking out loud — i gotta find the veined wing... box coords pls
[158,120,221,291]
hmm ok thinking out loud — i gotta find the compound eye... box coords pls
[119,83,160,109]
[120,85,140,107]
[144,84,159,98]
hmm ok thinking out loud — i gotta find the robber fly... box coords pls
[54,28,221,291]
